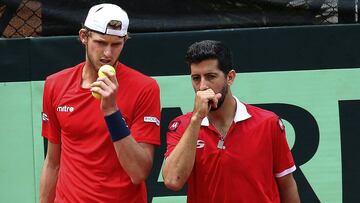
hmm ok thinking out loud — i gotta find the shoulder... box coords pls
[119,63,158,86]
[245,103,279,123]
[45,63,82,86]
[118,64,159,96]
[171,112,193,123]
[168,112,192,132]
[43,63,82,99]
[243,103,286,133]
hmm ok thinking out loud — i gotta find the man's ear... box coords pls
[79,28,88,45]
[227,70,236,85]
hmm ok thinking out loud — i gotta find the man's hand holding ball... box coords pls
[91,65,116,99]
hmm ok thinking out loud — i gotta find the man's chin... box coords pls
[210,105,221,112]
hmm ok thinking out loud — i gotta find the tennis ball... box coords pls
[92,90,102,99]
[92,65,116,99]
[98,64,116,77]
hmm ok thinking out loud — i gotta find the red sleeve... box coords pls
[273,117,296,177]
[41,78,61,144]
[164,117,187,158]
[130,80,161,145]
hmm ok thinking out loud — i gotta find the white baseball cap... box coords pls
[84,3,129,37]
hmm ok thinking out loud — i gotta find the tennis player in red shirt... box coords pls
[40,3,160,203]
[163,40,300,203]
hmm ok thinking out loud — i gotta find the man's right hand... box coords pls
[192,88,222,120]
[90,69,119,116]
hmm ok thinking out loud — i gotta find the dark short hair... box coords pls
[185,40,233,74]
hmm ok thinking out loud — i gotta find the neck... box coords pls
[208,93,236,129]
[81,62,98,88]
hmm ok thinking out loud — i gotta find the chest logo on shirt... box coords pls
[168,120,180,131]
[56,105,75,113]
[197,140,205,148]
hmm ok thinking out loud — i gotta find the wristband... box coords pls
[104,110,130,142]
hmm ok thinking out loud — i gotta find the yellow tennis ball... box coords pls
[92,65,116,99]
[98,64,116,77]
[92,91,101,99]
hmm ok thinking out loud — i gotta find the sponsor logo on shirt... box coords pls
[56,105,75,112]
[144,116,160,126]
[168,120,180,131]
[42,112,49,122]
[197,140,205,148]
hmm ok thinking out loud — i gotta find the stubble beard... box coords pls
[210,84,228,111]
[86,48,98,71]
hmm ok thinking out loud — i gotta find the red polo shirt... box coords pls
[42,62,161,203]
[165,96,296,203]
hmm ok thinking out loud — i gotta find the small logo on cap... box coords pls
[108,20,122,29]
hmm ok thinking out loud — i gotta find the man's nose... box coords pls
[104,46,112,56]
[199,78,209,91]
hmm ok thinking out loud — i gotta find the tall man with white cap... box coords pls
[40,3,161,203]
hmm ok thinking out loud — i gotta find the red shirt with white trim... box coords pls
[41,62,160,203]
[165,96,295,203]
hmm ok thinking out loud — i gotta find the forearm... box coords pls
[163,116,202,191]
[279,184,300,203]
[277,174,301,203]
[113,137,153,184]
[40,160,59,203]
[103,108,155,183]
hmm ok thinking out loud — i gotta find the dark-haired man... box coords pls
[162,40,300,203]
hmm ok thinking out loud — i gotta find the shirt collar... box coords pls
[201,96,252,126]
